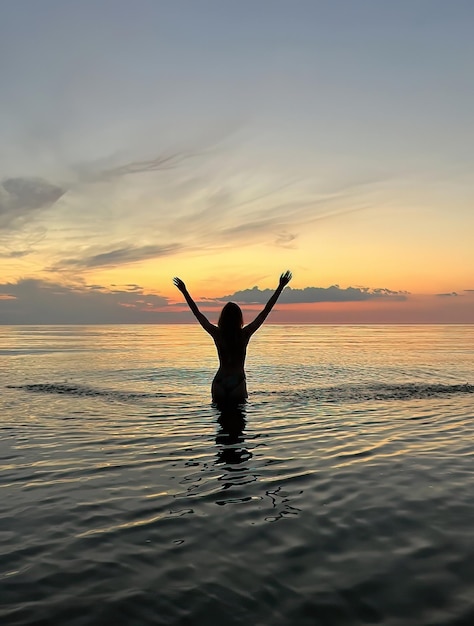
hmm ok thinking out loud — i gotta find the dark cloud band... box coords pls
[213,285,409,304]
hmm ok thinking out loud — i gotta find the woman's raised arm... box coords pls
[173,277,217,336]
[244,271,292,337]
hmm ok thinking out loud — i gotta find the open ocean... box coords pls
[1,324,473,626]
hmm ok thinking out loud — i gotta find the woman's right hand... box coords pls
[173,277,186,292]
[279,270,292,287]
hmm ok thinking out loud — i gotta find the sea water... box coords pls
[1,325,473,625]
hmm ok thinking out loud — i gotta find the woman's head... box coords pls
[218,302,243,331]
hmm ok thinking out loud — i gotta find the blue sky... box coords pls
[3,1,473,175]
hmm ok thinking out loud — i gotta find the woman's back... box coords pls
[214,328,249,372]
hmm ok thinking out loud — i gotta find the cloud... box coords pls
[52,243,183,271]
[436,292,459,297]
[90,153,191,181]
[274,231,297,248]
[212,284,409,304]
[162,178,373,256]
[1,148,392,280]
[0,279,171,324]
[0,151,205,268]
[1,249,31,258]
[0,151,189,227]
[0,224,48,261]
[111,283,143,291]
[2,278,471,325]
[0,177,65,228]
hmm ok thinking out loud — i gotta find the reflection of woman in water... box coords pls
[215,402,251,465]
[173,271,292,403]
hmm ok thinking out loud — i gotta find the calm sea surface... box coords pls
[1,324,473,626]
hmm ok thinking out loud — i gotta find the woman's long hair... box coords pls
[218,302,243,345]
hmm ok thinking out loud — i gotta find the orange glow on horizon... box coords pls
[148,294,473,325]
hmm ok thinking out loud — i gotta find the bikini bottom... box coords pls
[214,373,246,394]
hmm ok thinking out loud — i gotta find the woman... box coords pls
[173,271,292,403]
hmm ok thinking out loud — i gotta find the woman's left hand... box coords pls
[279,270,292,287]
[173,277,186,292]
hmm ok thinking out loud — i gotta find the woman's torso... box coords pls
[213,328,249,375]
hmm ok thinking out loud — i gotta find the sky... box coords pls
[1,0,473,324]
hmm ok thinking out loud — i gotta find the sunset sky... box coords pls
[1,1,473,323]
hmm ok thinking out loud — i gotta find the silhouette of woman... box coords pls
[173,271,292,403]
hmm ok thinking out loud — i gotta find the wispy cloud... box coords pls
[1,144,396,279]
[0,152,193,267]
[0,151,190,227]
[51,243,183,271]
[89,153,192,181]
